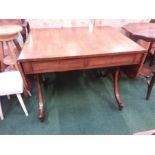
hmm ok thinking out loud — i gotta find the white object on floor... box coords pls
[16,94,28,116]
[0,71,29,120]
[134,130,155,135]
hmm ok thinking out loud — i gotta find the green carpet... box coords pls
[0,69,155,135]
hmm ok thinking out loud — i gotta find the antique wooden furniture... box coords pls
[0,19,30,71]
[0,25,23,71]
[0,71,29,120]
[0,19,30,43]
[0,24,31,96]
[122,22,155,66]
[18,26,146,121]
[122,23,155,99]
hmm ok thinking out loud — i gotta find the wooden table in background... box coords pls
[122,23,155,73]
[122,23,155,42]
[18,26,146,122]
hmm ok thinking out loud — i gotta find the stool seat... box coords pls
[0,25,22,36]
[0,25,22,41]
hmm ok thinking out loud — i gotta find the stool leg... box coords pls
[13,39,21,54]
[0,100,4,120]
[0,42,5,72]
[146,73,155,100]
[16,94,28,116]
[20,27,27,43]
[6,41,17,59]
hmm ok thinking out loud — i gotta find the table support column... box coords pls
[36,74,45,122]
[113,67,124,110]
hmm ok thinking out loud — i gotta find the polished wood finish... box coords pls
[0,25,22,70]
[36,74,45,122]
[0,21,30,96]
[0,19,30,71]
[123,23,155,98]
[18,27,146,121]
[0,25,22,38]
[21,53,144,74]
[122,23,155,42]
[0,19,30,43]
[113,67,124,110]
[122,23,155,66]
[19,27,145,61]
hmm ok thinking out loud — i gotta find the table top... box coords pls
[122,23,155,42]
[18,26,145,62]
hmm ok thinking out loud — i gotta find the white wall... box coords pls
[27,19,150,31]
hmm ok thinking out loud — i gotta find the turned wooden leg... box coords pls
[149,52,155,67]
[113,67,124,110]
[0,42,5,71]
[146,72,155,100]
[36,74,45,122]
[147,42,154,66]
[13,39,21,54]
[26,22,30,34]
[21,27,27,43]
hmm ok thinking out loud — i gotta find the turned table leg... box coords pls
[36,74,45,122]
[113,67,124,110]
[146,72,155,100]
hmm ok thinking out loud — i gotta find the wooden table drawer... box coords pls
[23,58,85,74]
[87,53,143,68]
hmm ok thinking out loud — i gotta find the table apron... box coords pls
[21,53,144,74]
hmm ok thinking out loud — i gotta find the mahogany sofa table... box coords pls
[18,26,146,122]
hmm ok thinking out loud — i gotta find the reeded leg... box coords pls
[146,72,155,100]
[113,67,124,110]
[36,74,45,122]
[0,100,4,120]
[16,94,28,116]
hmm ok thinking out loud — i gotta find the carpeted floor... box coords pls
[0,69,155,135]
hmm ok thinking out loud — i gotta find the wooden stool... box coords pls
[0,25,22,71]
[0,19,30,43]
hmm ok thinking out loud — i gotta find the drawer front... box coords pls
[22,53,144,74]
[87,53,143,68]
[23,58,85,74]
